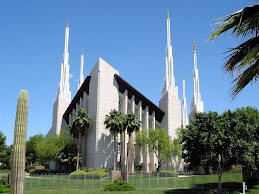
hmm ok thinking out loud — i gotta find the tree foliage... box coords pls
[181,107,259,193]
[209,4,259,98]
[104,109,125,170]
[0,131,12,169]
[69,108,91,171]
[36,131,77,167]
[26,133,44,166]
[136,128,181,171]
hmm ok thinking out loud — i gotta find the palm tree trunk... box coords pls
[128,132,133,172]
[76,133,81,171]
[113,133,117,170]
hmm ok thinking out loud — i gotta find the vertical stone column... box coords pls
[83,92,88,110]
[134,101,142,167]
[121,90,128,181]
[128,96,135,172]
[143,106,149,173]
[149,111,155,173]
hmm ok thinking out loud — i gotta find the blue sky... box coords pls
[0,0,258,146]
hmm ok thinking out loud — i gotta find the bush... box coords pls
[29,169,53,175]
[88,168,95,172]
[0,177,8,186]
[104,177,135,191]
[29,164,42,167]
[70,170,87,176]
[85,170,108,179]
[0,185,10,193]
[70,170,87,179]
[154,170,179,177]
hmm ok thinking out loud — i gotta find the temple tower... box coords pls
[189,41,204,122]
[78,49,84,90]
[48,20,71,136]
[182,75,188,128]
[159,11,181,140]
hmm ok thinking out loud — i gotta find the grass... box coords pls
[23,173,242,191]
[0,169,10,174]
[21,187,259,194]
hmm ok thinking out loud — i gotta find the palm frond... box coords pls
[209,5,259,40]
[230,60,259,98]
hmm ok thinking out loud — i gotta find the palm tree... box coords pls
[124,111,141,172]
[104,109,124,170]
[69,108,91,171]
[209,4,259,98]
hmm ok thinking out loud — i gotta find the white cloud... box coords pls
[69,73,74,78]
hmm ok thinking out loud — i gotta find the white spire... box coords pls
[162,10,178,98]
[182,75,188,128]
[190,41,204,113]
[78,49,84,90]
[57,20,71,102]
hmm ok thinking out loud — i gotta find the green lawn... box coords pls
[0,169,10,174]
[21,187,259,194]
[24,173,242,191]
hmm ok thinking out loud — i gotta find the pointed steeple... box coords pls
[78,48,84,90]
[190,41,204,114]
[57,20,71,102]
[182,74,188,128]
[162,10,178,98]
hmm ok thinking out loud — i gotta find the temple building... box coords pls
[47,13,203,172]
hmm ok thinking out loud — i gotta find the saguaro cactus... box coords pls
[11,90,29,194]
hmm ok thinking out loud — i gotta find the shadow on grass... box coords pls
[195,182,242,189]
[164,182,242,194]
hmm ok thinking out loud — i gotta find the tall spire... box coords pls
[162,10,178,98]
[190,41,203,113]
[182,74,188,128]
[78,49,84,90]
[57,20,71,102]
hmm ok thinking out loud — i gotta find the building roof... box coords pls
[63,74,165,124]
[63,76,91,123]
[114,74,165,123]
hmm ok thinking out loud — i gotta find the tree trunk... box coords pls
[218,168,222,193]
[76,133,81,171]
[128,133,132,172]
[113,133,117,170]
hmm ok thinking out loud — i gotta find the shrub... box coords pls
[0,177,8,186]
[29,164,42,167]
[135,165,142,171]
[29,169,53,175]
[0,185,10,193]
[85,170,108,179]
[155,170,179,177]
[104,177,135,191]
[98,167,106,172]
[88,168,95,172]
[70,170,87,179]
[70,170,87,176]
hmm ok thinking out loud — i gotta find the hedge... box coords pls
[29,169,53,175]
[70,170,108,179]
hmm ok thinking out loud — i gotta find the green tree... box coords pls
[209,4,259,98]
[69,108,91,171]
[181,108,259,193]
[56,140,78,172]
[124,111,141,172]
[26,133,44,166]
[104,109,124,170]
[36,131,76,164]
[136,128,179,171]
[0,131,12,170]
